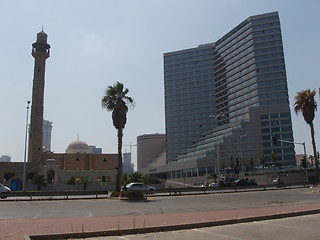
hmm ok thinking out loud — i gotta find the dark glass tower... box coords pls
[164,12,295,168]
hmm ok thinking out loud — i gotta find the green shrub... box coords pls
[110,191,120,198]
[111,191,145,199]
[66,177,76,185]
[120,191,145,199]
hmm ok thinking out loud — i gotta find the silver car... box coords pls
[0,183,11,199]
[0,183,11,193]
[125,182,156,191]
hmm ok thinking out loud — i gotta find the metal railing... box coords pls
[0,190,108,200]
[140,183,310,196]
[0,183,310,200]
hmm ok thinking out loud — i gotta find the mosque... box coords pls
[0,31,118,191]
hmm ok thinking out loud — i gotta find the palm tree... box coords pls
[102,82,134,192]
[294,89,318,182]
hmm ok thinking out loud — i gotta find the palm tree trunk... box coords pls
[309,122,319,183]
[116,128,123,192]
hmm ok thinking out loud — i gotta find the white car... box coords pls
[209,182,219,187]
[124,182,156,191]
[0,183,11,198]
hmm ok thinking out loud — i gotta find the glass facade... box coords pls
[163,12,295,171]
[164,45,216,162]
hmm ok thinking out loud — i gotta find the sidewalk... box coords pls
[1,203,320,240]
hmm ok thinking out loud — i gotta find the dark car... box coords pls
[233,179,258,186]
[218,177,237,187]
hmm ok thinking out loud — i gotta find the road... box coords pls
[0,187,319,220]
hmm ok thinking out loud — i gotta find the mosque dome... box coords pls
[66,140,89,154]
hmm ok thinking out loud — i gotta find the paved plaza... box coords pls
[86,214,320,240]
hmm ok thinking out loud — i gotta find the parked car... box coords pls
[218,177,237,187]
[123,182,156,191]
[209,182,219,187]
[233,179,258,186]
[0,183,11,199]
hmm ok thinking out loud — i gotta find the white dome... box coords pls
[66,140,89,154]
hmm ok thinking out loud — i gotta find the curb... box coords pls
[28,208,320,240]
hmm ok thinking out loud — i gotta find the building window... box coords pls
[27,173,35,181]
[4,173,14,181]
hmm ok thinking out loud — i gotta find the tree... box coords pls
[121,174,131,186]
[32,174,46,191]
[271,152,277,166]
[294,89,318,182]
[248,157,254,170]
[129,172,143,183]
[259,154,265,170]
[121,172,161,186]
[220,162,225,171]
[80,176,91,190]
[102,82,134,192]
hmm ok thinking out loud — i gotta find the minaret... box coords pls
[28,30,50,167]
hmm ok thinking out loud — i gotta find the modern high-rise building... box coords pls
[161,12,295,177]
[0,155,11,162]
[123,153,134,174]
[88,145,103,154]
[43,120,53,151]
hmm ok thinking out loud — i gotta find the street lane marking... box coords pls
[192,229,245,239]
[33,213,41,219]
[79,200,95,203]
[118,236,131,240]
[253,220,320,232]
[179,207,198,212]
[136,210,144,215]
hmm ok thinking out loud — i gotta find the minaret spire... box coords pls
[28,31,51,169]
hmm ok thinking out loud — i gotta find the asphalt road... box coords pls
[0,187,319,220]
[86,214,320,240]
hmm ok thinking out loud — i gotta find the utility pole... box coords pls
[277,138,308,183]
[23,101,30,191]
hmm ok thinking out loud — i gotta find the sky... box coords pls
[0,0,319,168]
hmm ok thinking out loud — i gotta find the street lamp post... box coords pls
[303,142,308,183]
[278,139,308,183]
[23,101,30,191]
[209,113,225,174]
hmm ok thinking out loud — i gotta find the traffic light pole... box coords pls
[278,139,308,183]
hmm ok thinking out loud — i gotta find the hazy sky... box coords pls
[0,0,319,167]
